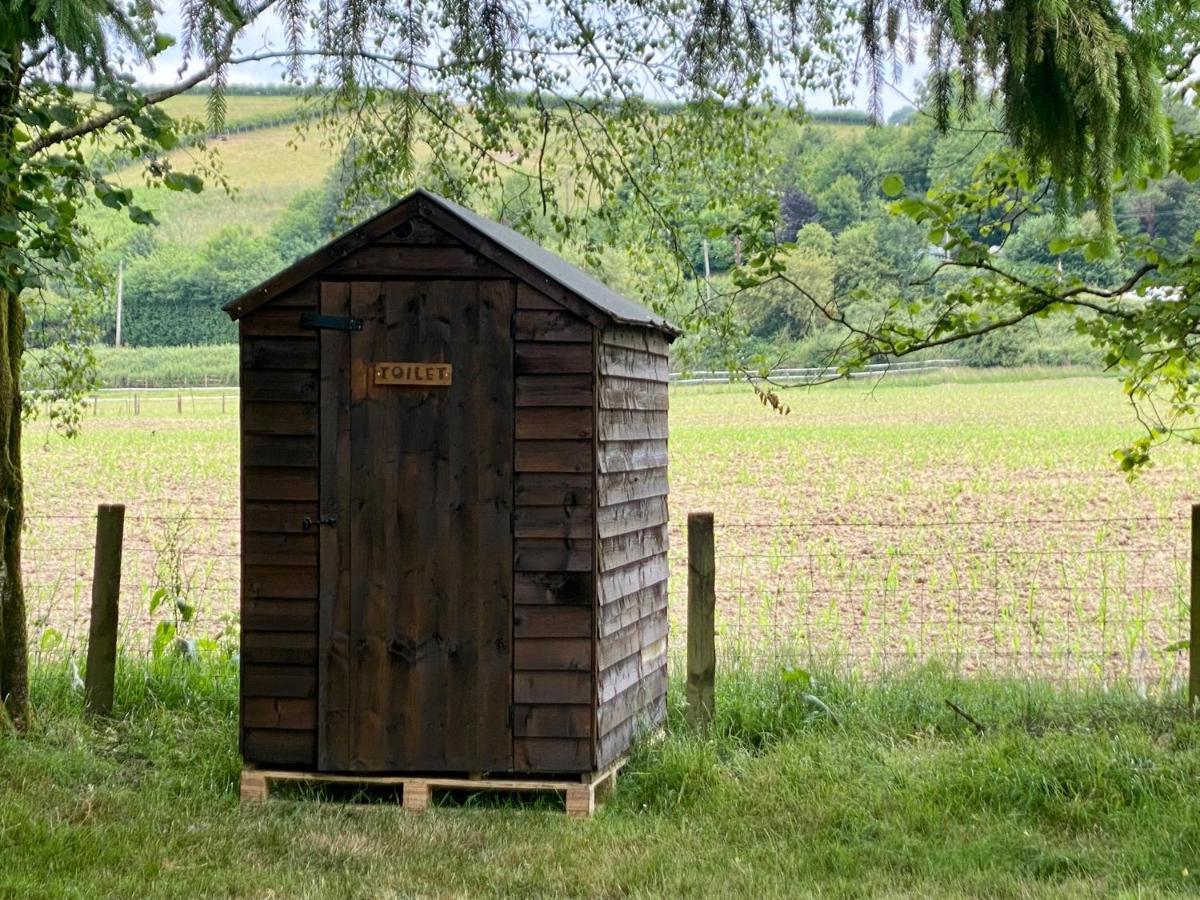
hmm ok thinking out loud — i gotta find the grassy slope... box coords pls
[84,95,870,250]
[2,659,1198,898]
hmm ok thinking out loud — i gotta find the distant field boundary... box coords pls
[671,359,962,386]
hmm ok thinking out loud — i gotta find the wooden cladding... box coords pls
[237,215,673,777]
[593,327,670,770]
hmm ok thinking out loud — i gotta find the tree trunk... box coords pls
[0,50,29,731]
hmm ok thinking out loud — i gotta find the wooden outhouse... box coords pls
[225,189,677,779]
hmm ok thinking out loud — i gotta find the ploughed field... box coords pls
[23,372,1199,687]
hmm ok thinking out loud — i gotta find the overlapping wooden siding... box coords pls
[240,279,321,768]
[512,282,595,772]
[594,325,670,769]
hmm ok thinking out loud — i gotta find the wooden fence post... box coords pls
[1191,504,1200,710]
[85,503,125,716]
[687,512,716,728]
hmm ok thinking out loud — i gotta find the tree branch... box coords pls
[24,0,278,156]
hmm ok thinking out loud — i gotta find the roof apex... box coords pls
[223,188,680,338]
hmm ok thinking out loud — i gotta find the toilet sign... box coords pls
[374,362,453,387]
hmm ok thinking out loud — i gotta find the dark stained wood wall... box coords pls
[239,212,667,775]
[594,325,670,769]
[512,283,596,773]
[240,280,321,768]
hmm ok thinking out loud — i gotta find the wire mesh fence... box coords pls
[665,514,1191,692]
[23,508,1193,692]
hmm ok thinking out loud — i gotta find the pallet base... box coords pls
[240,759,625,818]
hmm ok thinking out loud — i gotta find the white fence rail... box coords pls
[670,359,962,386]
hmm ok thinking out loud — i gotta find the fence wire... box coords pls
[23,509,1193,691]
[666,515,1191,691]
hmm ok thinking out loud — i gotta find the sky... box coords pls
[140,2,926,118]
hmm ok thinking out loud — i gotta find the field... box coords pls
[22,370,1199,689]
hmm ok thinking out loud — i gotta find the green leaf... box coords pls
[149,586,168,614]
[881,173,905,198]
[781,666,811,687]
[1047,237,1071,254]
[1161,640,1190,653]
[39,627,62,652]
[152,621,177,660]
[163,172,203,193]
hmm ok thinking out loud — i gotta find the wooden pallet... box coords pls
[240,759,625,818]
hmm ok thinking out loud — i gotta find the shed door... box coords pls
[318,279,515,773]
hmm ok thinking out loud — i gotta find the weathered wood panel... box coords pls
[515,440,591,473]
[514,605,592,638]
[598,526,669,572]
[242,531,318,566]
[242,631,319,665]
[242,370,319,402]
[597,496,669,539]
[323,245,510,278]
[597,440,669,474]
[514,539,592,572]
[243,467,319,502]
[244,565,318,600]
[240,295,323,771]
[513,737,591,772]
[514,505,591,539]
[512,670,592,704]
[242,434,319,468]
[243,501,318,534]
[516,407,592,440]
[239,309,313,338]
[243,729,315,766]
[599,376,669,411]
[596,468,668,507]
[515,375,592,407]
[318,280,353,772]
[514,638,592,670]
[242,402,318,436]
[601,325,670,357]
[514,572,592,606]
[243,697,317,730]
[513,310,591,343]
[242,664,317,698]
[243,338,318,370]
[516,342,593,374]
[593,325,671,770]
[598,409,668,441]
[513,704,591,739]
[243,599,318,633]
[598,345,670,380]
[514,473,591,507]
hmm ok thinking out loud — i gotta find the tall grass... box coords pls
[5,655,1199,897]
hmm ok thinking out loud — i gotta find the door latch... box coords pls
[302,515,337,530]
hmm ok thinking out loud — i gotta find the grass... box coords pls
[3,656,1199,897]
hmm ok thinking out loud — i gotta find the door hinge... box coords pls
[302,515,337,530]
[507,703,514,730]
[299,312,363,332]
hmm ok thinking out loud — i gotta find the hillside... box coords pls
[87,96,871,249]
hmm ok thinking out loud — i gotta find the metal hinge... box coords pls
[302,515,337,530]
[299,312,363,332]
[507,703,514,730]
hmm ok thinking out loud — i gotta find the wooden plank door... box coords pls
[318,279,515,773]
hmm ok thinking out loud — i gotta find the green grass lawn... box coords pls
[3,659,1199,897]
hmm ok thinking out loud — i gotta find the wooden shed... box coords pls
[225,188,678,781]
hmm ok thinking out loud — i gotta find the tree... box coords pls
[0,0,1174,728]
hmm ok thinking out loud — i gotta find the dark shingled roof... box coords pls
[223,188,680,337]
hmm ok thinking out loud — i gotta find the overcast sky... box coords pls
[139,2,925,117]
